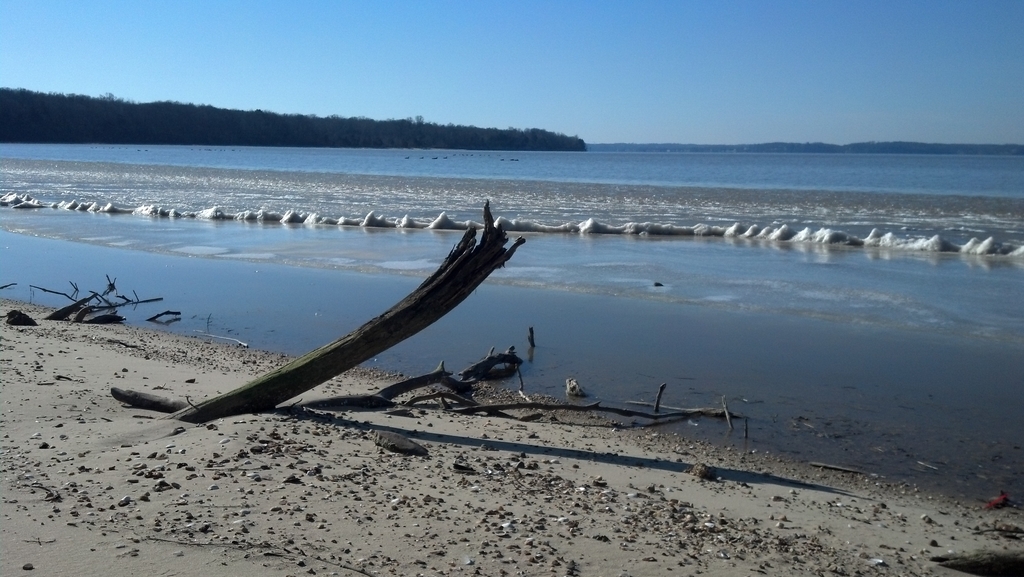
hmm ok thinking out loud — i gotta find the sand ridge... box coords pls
[2,300,1022,576]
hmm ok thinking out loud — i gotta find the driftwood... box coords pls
[111,387,188,413]
[162,203,524,423]
[105,204,741,433]
[302,363,465,409]
[146,310,181,322]
[654,383,666,412]
[931,549,1024,576]
[403,390,478,408]
[627,400,744,419]
[373,431,429,456]
[112,357,492,415]
[30,283,79,300]
[458,346,523,381]
[35,278,162,322]
[116,358,740,426]
[810,462,865,475]
[73,306,126,324]
[5,310,37,326]
[45,295,97,321]
[451,400,735,421]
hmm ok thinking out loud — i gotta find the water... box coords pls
[2,144,1023,499]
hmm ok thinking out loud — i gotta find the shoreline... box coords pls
[2,226,1023,503]
[3,300,1022,576]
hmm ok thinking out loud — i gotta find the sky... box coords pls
[1,0,1022,145]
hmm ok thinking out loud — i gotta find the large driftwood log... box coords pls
[111,387,188,413]
[458,346,523,381]
[301,362,464,409]
[931,549,1024,576]
[112,363,461,414]
[45,295,96,321]
[168,203,524,423]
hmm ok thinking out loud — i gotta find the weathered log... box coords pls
[458,346,523,382]
[373,431,429,456]
[111,387,188,413]
[5,310,37,326]
[302,362,459,409]
[113,363,468,413]
[931,549,1024,576]
[169,203,524,423]
[44,295,96,321]
[71,306,125,324]
[403,390,478,408]
[83,313,126,324]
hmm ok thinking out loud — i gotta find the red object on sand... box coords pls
[985,491,1009,509]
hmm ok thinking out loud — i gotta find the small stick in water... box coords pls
[722,395,733,430]
[654,383,667,413]
[527,326,535,348]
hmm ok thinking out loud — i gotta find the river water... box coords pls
[2,144,1022,500]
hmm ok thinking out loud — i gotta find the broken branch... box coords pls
[166,203,524,423]
[451,401,736,421]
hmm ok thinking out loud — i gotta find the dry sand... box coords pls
[2,299,1022,576]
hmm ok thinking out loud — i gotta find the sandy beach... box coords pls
[2,299,1022,576]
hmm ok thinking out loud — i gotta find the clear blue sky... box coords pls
[2,0,1022,144]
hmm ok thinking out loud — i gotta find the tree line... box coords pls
[0,88,586,152]
[588,141,1023,155]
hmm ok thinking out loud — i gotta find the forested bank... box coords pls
[0,88,586,152]
[588,141,1023,155]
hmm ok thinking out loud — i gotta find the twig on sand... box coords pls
[143,536,374,576]
[105,338,141,349]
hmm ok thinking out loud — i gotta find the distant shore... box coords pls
[0,88,587,152]
[588,142,1024,155]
